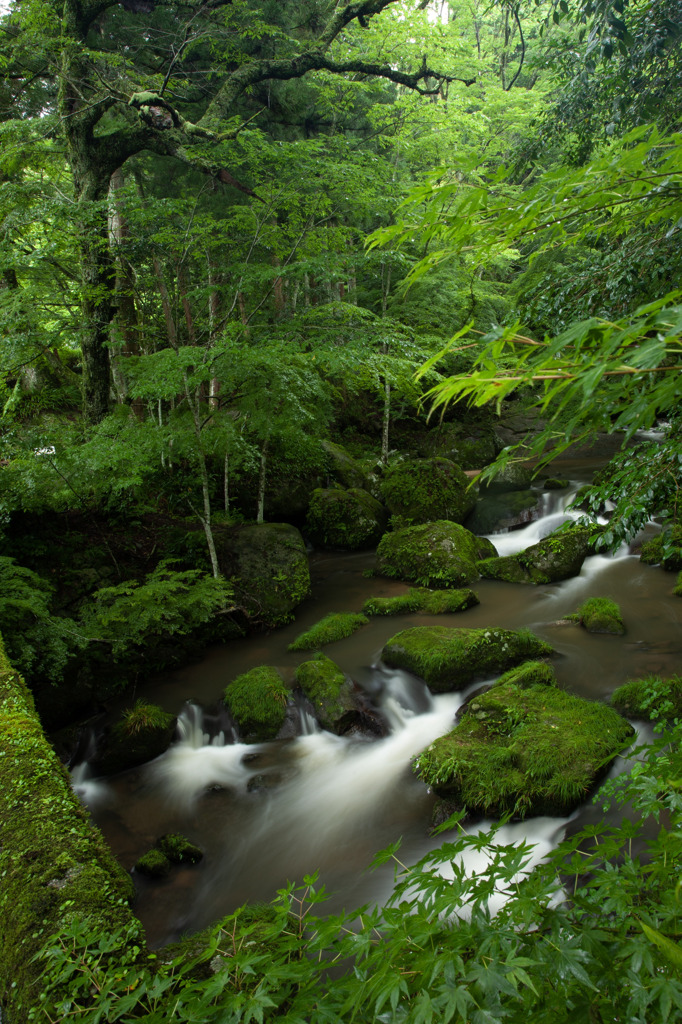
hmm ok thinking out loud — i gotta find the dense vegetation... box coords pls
[1,0,682,1019]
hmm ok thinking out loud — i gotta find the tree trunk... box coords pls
[382,376,391,466]
[108,168,142,412]
[257,438,269,523]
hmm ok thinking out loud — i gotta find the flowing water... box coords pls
[75,458,682,947]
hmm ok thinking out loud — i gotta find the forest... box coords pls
[1,0,682,1020]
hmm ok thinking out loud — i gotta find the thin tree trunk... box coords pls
[257,439,269,523]
[108,168,142,413]
[224,451,230,514]
[178,264,196,344]
[382,377,391,466]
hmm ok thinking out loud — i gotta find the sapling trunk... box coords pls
[257,439,269,524]
[381,377,391,466]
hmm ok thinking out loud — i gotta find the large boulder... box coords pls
[217,523,310,627]
[376,521,497,588]
[304,488,387,550]
[415,667,635,819]
[480,462,534,494]
[223,666,291,742]
[321,440,370,490]
[380,458,477,528]
[90,702,177,777]
[478,525,591,584]
[419,421,500,470]
[466,489,541,534]
[382,626,553,693]
[295,654,365,734]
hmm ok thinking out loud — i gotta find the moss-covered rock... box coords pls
[363,587,479,616]
[675,571,682,597]
[288,612,369,652]
[376,520,497,588]
[478,525,591,585]
[91,702,177,777]
[576,597,626,635]
[544,477,570,490]
[304,488,387,550]
[380,458,477,528]
[295,654,364,734]
[415,679,634,819]
[0,638,139,1021]
[466,490,540,535]
[217,523,310,628]
[223,666,290,741]
[640,523,682,571]
[135,848,171,878]
[156,833,204,865]
[611,675,682,720]
[382,626,553,693]
[481,462,534,493]
[420,421,499,470]
[492,659,558,690]
[321,440,370,490]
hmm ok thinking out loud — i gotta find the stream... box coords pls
[73,456,682,948]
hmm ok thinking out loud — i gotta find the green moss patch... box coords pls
[415,679,634,818]
[576,597,626,635]
[295,654,361,733]
[223,666,290,741]
[363,587,479,616]
[380,458,477,528]
[288,612,369,652]
[466,490,539,534]
[135,849,171,878]
[544,477,570,489]
[640,524,682,571]
[156,833,203,864]
[91,702,177,776]
[305,487,387,550]
[382,626,553,693]
[377,520,497,588]
[611,675,682,721]
[675,571,682,597]
[478,525,591,585]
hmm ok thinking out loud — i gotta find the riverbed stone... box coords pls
[90,703,177,777]
[419,421,500,470]
[295,654,364,734]
[304,487,387,550]
[217,522,310,628]
[466,489,540,534]
[576,597,626,635]
[380,458,477,528]
[363,587,479,616]
[481,462,534,493]
[223,666,290,742]
[376,520,497,588]
[288,612,369,652]
[382,626,553,692]
[477,524,591,584]
[415,674,634,819]
[156,833,203,865]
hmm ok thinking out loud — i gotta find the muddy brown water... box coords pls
[75,458,682,947]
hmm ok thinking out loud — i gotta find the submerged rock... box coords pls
[575,597,626,635]
[304,487,387,550]
[478,525,591,584]
[223,666,290,742]
[380,458,477,528]
[363,587,479,616]
[156,833,203,865]
[376,520,497,588]
[218,523,310,628]
[135,849,171,878]
[295,654,365,734]
[90,702,177,777]
[415,668,634,819]
[288,612,369,652]
[382,626,553,693]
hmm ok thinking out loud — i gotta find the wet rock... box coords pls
[321,440,370,490]
[415,672,634,820]
[382,626,553,693]
[156,833,203,865]
[223,666,291,742]
[419,421,500,470]
[466,489,541,534]
[544,477,570,490]
[295,654,366,734]
[363,587,479,616]
[478,525,591,584]
[380,458,477,528]
[376,520,497,588]
[288,612,369,652]
[304,487,387,550]
[135,849,171,878]
[481,462,534,494]
[90,703,177,777]
[640,523,682,571]
[575,597,626,635]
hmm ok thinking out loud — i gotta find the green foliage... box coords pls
[611,674,682,721]
[287,612,369,652]
[223,666,289,741]
[576,596,626,634]
[121,701,175,737]
[362,587,479,616]
[0,555,73,682]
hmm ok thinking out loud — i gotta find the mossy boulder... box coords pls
[223,666,290,741]
[478,525,591,585]
[611,675,682,721]
[376,521,497,588]
[380,458,477,528]
[420,421,499,470]
[90,702,177,777]
[576,597,626,635]
[217,523,310,628]
[295,654,363,734]
[363,587,479,616]
[382,626,553,693]
[156,833,203,864]
[544,477,570,490]
[492,659,558,690]
[304,488,387,550]
[321,440,369,490]
[466,489,540,535]
[481,462,534,493]
[288,612,369,652]
[415,678,635,819]
[135,848,171,878]
[640,523,682,571]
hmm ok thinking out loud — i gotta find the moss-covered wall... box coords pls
[0,638,140,1022]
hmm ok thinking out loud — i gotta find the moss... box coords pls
[420,421,499,470]
[576,597,626,635]
[376,520,497,588]
[380,458,477,527]
[91,702,177,776]
[478,525,591,585]
[675,571,682,597]
[135,849,171,878]
[382,626,554,693]
[288,612,369,652]
[640,524,682,571]
[304,488,387,550]
[493,660,557,689]
[415,681,634,819]
[294,654,361,733]
[543,477,570,489]
[321,440,369,490]
[482,462,533,493]
[477,554,533,584]
[467,490,540,534]
[0,637,140,1022]
[611,675,682,721]
[156,833,203,865]
[363,587,479,616]
[223,666,290,741]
